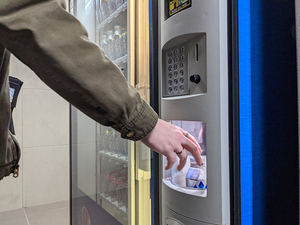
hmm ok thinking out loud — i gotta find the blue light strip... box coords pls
[239,0,253,224]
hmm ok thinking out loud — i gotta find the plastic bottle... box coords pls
[100,35,108,56]
[107,30,114,60]
[108,0,116,15]
[115,0,124,8]
[100,0,109,20]
[114,25,123,59]
[121,29,127,56]
[185,157,206,189]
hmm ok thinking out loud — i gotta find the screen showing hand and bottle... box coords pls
[163,120,207,197]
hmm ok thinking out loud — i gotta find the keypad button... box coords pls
[174,86,178,93]
[180,62,184,69]
[179,77,184,84]
[168,65,172,71]
[174,71,178,78]
[181,46,185,53]
[175,49,179,55]
[168,73,173,79]
[174,64,178,70]
[179,85,185,92]
[180,70,184,76]
[168,80,173,86]
[168,51,173,57]
[180,55,185,61]
[168,58,172,64]
[174,79,178,85]
[168,87,173,94]
[174,57,179,63]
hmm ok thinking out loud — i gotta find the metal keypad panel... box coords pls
[164,43,188,97]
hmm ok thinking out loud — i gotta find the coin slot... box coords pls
[195,44,199,62]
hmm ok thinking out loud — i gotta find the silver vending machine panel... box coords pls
[159,1,229,224]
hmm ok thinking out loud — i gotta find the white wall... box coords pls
[0,54,70,212]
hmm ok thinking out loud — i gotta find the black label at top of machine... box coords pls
[166,0,192,19]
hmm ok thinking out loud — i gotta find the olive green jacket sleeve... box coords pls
[0,0,158,141]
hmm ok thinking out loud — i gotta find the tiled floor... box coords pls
[0,201,69,225]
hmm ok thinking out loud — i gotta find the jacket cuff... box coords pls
[118,101,158,141]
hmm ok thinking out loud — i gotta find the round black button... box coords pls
[190,74,201,84]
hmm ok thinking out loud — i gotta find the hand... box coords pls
[140,119,203,171]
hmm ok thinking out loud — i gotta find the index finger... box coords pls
[182,137,203,166]
[187,133,203,154]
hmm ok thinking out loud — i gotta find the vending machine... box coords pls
[157,1,230,224]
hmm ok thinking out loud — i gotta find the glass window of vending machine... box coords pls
[70,0,151,224]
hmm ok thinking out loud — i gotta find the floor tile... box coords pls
[0,215,28,225]
[0,208,25,221]
[26,207,69,225]
[24,200,69,215]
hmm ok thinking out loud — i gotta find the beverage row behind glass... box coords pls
[100,161,128,212]
[99,129,128,158]
[101,26,127,61]
[100,0,127,21]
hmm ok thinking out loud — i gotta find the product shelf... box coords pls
[97,2,127,30]
[98,150,128,163]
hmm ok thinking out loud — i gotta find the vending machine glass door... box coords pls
[70,0,151,224]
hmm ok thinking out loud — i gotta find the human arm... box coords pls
[0,0,157,141]
[0,0,202,169]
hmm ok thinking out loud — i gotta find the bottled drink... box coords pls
[107,30,114,60]
[100,129,110,151]
[115,0,124,8]
[107,176,116,198]
[100,35,108,56]
[121,30,127,56]
[108,0,116,15]
[100,0,109,20]
[185,157,206,189]
[123,181,128,211]
[111,179,123,202]
[102,173,110,196]
[116,179,127,206]
[121,138,128,158]
[114,25,123,59]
